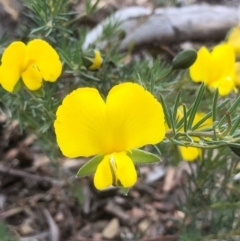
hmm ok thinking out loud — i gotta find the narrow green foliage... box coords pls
[187,82,205,130]
[173,90,182,125]
[85,0,100,14]
[212,89,219,123]
[218,95,240,127]
[159,94,171,129]
[192,98,230,130]
[168,107,176,135]
[24,0,73,39]
[229,115,240,136]
[182,104,188,133]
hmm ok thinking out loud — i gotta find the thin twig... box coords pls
[139,235,179,241]
[20,231,49,241]
[0,207,24,219]
[43,208,60,241]
[76,234,178,241]
[0,164,64,186]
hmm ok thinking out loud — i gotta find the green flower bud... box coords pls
[172,49,197,70]
[82,50,103,71]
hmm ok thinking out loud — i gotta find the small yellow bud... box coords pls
[172,49,197,70]
[82,50,103,71]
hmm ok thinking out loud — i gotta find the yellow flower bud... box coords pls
[82,50,103,71]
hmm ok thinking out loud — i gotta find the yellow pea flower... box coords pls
[226,24,240,55]
[167,107,212,161]
[179,112,212,162]
[189,43,237,96]
[82,50,103,71]
[0,39,62,92]
[54,82,165,190]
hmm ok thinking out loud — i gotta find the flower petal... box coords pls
[89,50,103,70]
[227,25,240,55]
[0,41,26,92]
[0,65,20,92]
[235,62,240,86]
[106,82,165,151]
[207,76,237,96]
[26,39,62,82]
[193,112,212,130]
[1,41,26,68]
[189,47,211,83]
[54,88,111,158]
[114,152,137,188]
[22,65,42,90]
[94,154,112,190]
[209,44,235,84]
[179,146,201,161]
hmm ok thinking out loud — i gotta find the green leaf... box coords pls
[127,149,161,164]
[76,155,104,177]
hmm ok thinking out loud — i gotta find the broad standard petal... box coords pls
[0,65,20,92]
[1,41,26,68]
[227,25,240,55]
[0,41,26,92]
[54,88,112,158]
[189,47,211,83]
[26,39,62,82]
[22,65,42,90]
[94,154,112,190]
[106,82,165,151]
[207,76,237,96]
[209,44,235,84]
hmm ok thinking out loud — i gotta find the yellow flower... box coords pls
[235,62,240,86]
[189,44,236,96]
[0,39,62,92]
[167,107,212,161]
[226,25,240,55]
[89,50,102,70]
[54,82,165,190]
[82,50,103,71]
[179,112,212,161]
